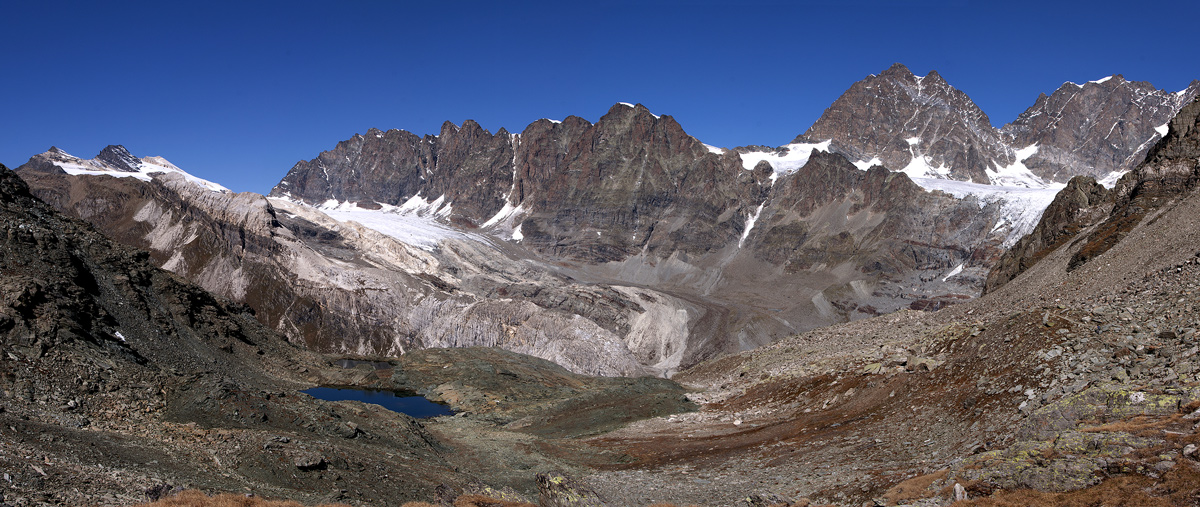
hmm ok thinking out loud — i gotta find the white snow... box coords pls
[1089,76,1114,85]
[738,202,766,248]
[910,176,1064,248]
[900,154,952,179]
[1155,122,1170,137]
[313,197,466,251]
[941,263,964,281]
[704,144,725,154]
[1098,170,1127,188]
[852,157,882,170]
[481,202,526,228]
[738,140,833,176]
[511,224,524,241]
[114,331,126,343]
[899,136,954,180]
[49,150,229,192]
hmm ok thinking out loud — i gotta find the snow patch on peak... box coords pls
[985,145,1051,188]
[852,157,882,170]
[900,154,952,179]
[1089,76,1114,85]
[703,144,725,154]
[738,140,833,176]
[616,102,660,119]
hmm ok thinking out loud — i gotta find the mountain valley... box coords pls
[5,64,1200,506]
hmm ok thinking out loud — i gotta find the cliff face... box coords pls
[274,104,766,264]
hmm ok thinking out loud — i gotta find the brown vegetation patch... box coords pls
[882,469,949,505]
[137,489,351,507]
[957,462,1200,507]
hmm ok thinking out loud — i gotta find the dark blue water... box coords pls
[302,387,454,418]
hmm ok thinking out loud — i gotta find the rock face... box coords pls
[263,104,1010,364]
[1002,76,1200,182]
[799,63,1012,184]
[274,104,764,264]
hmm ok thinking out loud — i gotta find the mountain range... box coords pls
[5,63,1200,505]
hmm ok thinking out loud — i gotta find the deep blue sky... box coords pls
[4,1,1198,194]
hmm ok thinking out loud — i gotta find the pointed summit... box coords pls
[880,62,913,77]
[96,145,142,172]
[799,63,1005,183]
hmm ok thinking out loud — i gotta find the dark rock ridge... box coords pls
[986,96,1200,292]
[752,151,1002,279]
[1002,75,1200,182]
[95,144,144,172]
[794,63,1198,185]
[262,102,1006,357]
[273,104,767,264]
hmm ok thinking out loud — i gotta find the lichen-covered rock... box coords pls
[536,471,605,507]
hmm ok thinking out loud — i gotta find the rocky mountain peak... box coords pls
[879,62,913,78]
[799,64,1008,183]
[95,144,141,172]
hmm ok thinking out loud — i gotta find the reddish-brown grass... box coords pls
[882,469,949,505]
[135,489,351,507]
[451,494,536,507]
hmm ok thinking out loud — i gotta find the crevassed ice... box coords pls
[911,176,1064,249]
[314,196,466,251]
